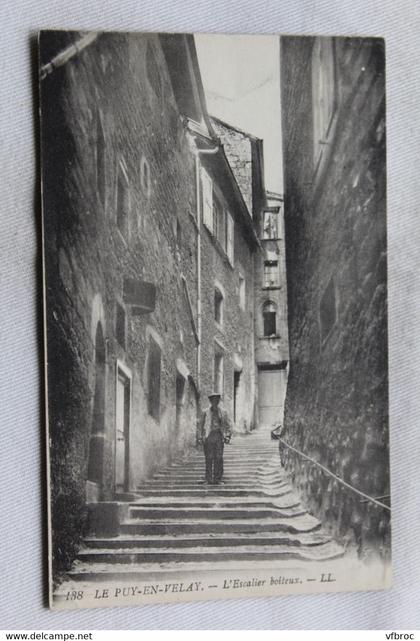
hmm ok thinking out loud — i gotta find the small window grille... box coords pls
[263,301,277,337]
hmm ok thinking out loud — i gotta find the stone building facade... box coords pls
[40,31,268,579]
[212,118,289,429]
[280,36,389,557]
[208,117,272,431]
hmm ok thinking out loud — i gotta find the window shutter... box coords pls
[201,167,213,231]
[227,212,234,264]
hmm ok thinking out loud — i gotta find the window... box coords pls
[201,167,234,264]
[320,277,337,342]
[312,37,337,171]
[263,210,279,239]
[140,156,151,198]
[239,274,245,310]
[146,42,162,98]
[264,260,279,288]
[214,287,224,326]
[214,351,224,394]
[115,303,126,348]
[147,337,161,420]
[201,167,213,231]
[263,301,277,337]
[226,212,234,264]
[96,114,106,205]
[201,166,234,263]
[116,166,130,241]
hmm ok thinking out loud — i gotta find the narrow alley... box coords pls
[55,427,344,600]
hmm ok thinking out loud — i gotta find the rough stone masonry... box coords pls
[280,36,389,559]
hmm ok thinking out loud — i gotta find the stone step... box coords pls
[133,487,293,498]
[165,459,274,467]
[120,514,321,535]
[152,466,285,480]
[141,477,271,484]
[138,484,292,498]
[129,506,305,520]
[65,556,332,582]
[84,531,333,549]
[76,541,344,564]
[137,481,289,490]
[161,467,273,474]
[66,429,346,584]
[127,497,301,509]
[151,470,284,479]
[150,479,286,487]
[164,456,267,470]
[191,451,277,457]
[138,478,277,484]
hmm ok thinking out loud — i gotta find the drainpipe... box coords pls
[192,143,219,395]
[195,154,202,391]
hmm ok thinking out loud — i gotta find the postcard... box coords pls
[39,30,390,609]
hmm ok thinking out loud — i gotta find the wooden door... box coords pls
[258,368,287,427]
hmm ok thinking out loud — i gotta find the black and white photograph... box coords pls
[39,30,390,610]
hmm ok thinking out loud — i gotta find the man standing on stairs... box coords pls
[197,392,232,485]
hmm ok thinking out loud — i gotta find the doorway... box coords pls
[257,366,288,428]
[115,364,131,493]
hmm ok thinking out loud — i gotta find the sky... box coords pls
[195,33,283,194]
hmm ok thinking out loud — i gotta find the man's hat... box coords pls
[208,392,221,399]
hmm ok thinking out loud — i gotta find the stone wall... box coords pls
[41,32,201,578]
[280,36,390,559]
[208,118,286,429]
[199,181,257,433]
[199,118,261,432]
[41,30,262,580]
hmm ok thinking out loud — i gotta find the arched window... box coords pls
[263,301,277,337]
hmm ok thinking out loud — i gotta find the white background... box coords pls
[1,0,420,629]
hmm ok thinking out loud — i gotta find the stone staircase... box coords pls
[62,427,345,584]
